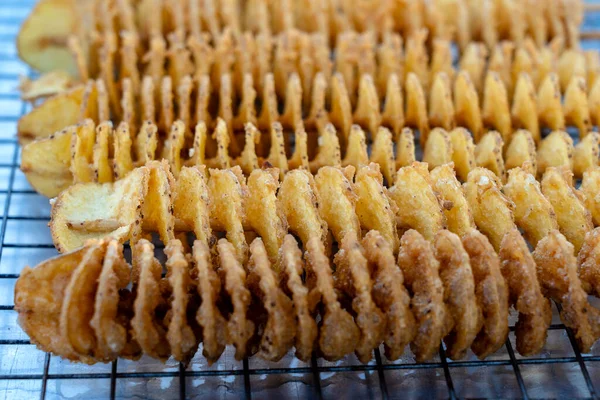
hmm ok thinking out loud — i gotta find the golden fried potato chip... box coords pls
[511,73,540,143]
[428,72,455,131]
[534,230,600,353]
[482,72,512,144]
[93,121,113,184]
[578,228,600,297]
[541,167,592,253]
[499,229,551,356]
[397,229,450,362]
[423,128,453,171]
[537,73,565,131]
[503,167,558,247]
[449,127,475,182]
[395,127,416,169]
[475,131,505,181]
[537,130,574,176]
[462,230,509,359]
[143,161,176,245]
[573,132,600,178]
[19,70,74,101]
[342,125,369,169]
[505,129,537,176]
[564,76,591,137]
[173,166,212,244]
[70,119,95,184]
[581,167,600,226]
[353,74,381,137]
[388,162,445,241]
[464,168,516,251]
[430,164,475,237]
[405,73,430,145]
[453,71,483,142]
[309,124,341,173]
[370,127,396,185]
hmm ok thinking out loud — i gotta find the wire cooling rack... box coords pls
[3,1,600,399]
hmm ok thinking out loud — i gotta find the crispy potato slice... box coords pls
[370,127,396,185]
[235,123,261,175]
[354,164,399,252]
[165,239,199,363]
[279,169,328,248]
[475,131,505,181]
[353,74,381,137]
[578,228,600,297]
[17,0,79,75]
[581,167,600,226]
[334,232,386,363]
[59,241,105,360]
[534,230,600,352]
[193,240,227,364]
[19,70,74,101]
[342,125,369,169]
[173,166,212,244]
[464,168,516,251]
[434,230,482,360]
[453,71,483,142]
[423,128,453,171]
[503,167,558,247]
[449,128,475,182]
[499,229,551,356]
[15,245,88,361]
[50,166,148,252]
[429,72,455,131]
[163,120,187,178]
[306,237,359,361]
[217,239,255,360]
[143,161,176,245]
[381,74,404,135]
[91,240,140,361]
[462,230,509,359]
[511,73,540,143]
[536,130,574,177]
[279,235,317,361]
[405,73,430,145]
[362,230,415,360]
[430,164,475,237]
[388,162,445,241]
[131,239,170,360]
[309,124,342,173]
[209,167,248,264]
[537,73,565,131]
[21,126,74,198]
[93,121,113,183]
[505,129,537,176]
[397,230,450,362]
[71,119,95,183]
[247,238,295,361]
[482,72,512,144]
[541,167,593,253]
[395,127,416,169]
[246,168,287,267]
[573,132,600,179]
[315,166,360,244]
[564,77,591,137]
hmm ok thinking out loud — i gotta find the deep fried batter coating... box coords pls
[15,246,89,362]
[503,167,558,247]
[533,230,600,353]
[423,128,453,171]
[430,164,475,238]
[362,230,415,360]
[193,240,227,365]
[315,166,360,244]
[334,232,386,363]
[165,240,198,363]
[173,165,213,245]
[475,131,505,181]
[505,130,537,176]
[354,164,399,252]
[131,239,170,360]
[305,237,359,361]
[389,162,445,241]
[462,230,509,359]
[537,130,573,176]
[499,229,551,356]
[397,230,450,362]
[217,239,254,360]
[449,127,475,182]
[464,168,516,251]
[142,160,175,245]
[247,238,295,361]
[246,168,287,268]
[60,241,106,360]
[578,228,600,297]
[91,240,139,361]
[209,167,248,263]
[541,167,593,253]
[279,235,317,361]
[581,167,600,226]
[434,230,482,360]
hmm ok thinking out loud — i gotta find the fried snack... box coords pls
[333,232,386,363]
[388,162,445,241]
[541,167,593,253]
[475,131,505,181]
[396,127,416,169]
[246,238,295,361]
[314,166,360,245]
[499,229,551,356]
[505,130,537,176]
[131,239,171,360]
[193,240,227,364]
[354,164,400,253]
[578,228,600,297]
[449,127,476,182]
[433,230,482,360]
[482,72,512,144]
[397,230,450,362]
[90,240,140,361]
[511,73,540,143]
[573,132,600,178]
[581,167,600,226]
[423,128,453,171]
[305,237,360,361]
[430,164,475,238]
[172,166,213,245]
[533,230,600,352]
[462,230,509,359]
[165,240,199,363]
[362,230,415,360]
[503,167,558,247]
[217,239,255,360]
[536,130,574,177]
[278,235,317,361]
[464,168,516,251]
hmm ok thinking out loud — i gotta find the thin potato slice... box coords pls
[430,164,475,237]
[581,167,600,226]
[511,73,540,143]
[475,131,505,181]
[536,130,574,177]
[453,71,483,142]
[395,127,416,169]
[573,132,600,178]
[505,130,537,176]
[370,127,396,185]
[423,128,453,171]
[449,128,475,182]
[342,125,369,169]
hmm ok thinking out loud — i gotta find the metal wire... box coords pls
[1,1,600,399]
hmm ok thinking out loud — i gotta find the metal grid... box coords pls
[1,1,600,399]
